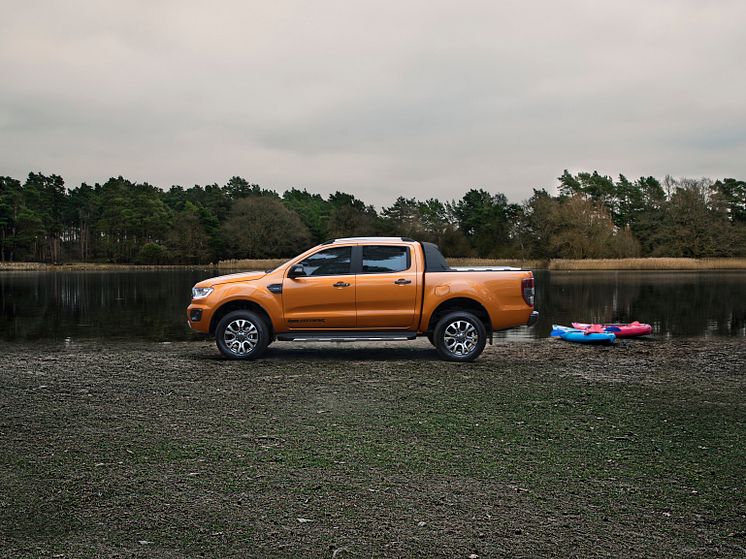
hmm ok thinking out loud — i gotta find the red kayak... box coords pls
[572,321,652,338]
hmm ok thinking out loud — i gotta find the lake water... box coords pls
[0,269,745,342]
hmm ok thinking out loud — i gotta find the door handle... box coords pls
[394,278,412,285]
[333,281,351,288]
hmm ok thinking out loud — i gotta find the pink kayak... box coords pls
[572,321,652,338]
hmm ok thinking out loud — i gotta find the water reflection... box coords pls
[0,269,744,342]
[506,270,746,339]
[0,270,213,342]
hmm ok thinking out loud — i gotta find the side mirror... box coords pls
[288,264,306,279]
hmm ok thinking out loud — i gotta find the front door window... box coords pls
[298,247,352,276]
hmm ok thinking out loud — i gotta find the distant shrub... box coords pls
[137,242,170,265]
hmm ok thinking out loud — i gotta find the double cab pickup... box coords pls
[187,237,538,361]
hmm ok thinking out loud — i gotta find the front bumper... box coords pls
[526,310,539,327]
[186,303,210,333]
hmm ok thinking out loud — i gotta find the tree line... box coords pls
[0,171,744,264]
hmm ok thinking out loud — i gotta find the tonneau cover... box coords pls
[420,241,523,272]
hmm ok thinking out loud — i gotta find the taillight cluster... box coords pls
[521,277,535,306]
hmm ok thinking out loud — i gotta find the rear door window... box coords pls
[361,245,410,274]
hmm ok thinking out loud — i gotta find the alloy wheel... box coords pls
[443,320,478,357]
[223,319,259,355]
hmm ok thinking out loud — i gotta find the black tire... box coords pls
[215,310,270,360]
[426,332,436,346]
[433,311,487,362]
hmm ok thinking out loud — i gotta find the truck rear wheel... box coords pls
[433,311,487,362]
[215,310,270,360]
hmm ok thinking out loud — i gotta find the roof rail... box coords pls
[322,236,418,244]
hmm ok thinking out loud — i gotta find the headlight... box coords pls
[191,287,214,300]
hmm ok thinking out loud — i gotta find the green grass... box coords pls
[1,339,744,557]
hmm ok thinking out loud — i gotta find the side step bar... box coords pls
[276,331,417,342]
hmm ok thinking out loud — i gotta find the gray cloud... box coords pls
[1,0,745,206]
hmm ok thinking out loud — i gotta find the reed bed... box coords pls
[216,257,548,270]
[215,257,746,271]
[0,262,213,271]
[215,258,286,270]
[4,257,746,271]
[0,262,49,270]
[548,257,746,270]
[447,258,548,269]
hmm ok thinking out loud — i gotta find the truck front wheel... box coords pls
[433,311,487,362]
[215,310,270,360]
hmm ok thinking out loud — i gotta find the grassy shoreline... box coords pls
[3,257,746,271]
[1,338,744,557]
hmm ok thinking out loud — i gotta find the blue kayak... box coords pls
[551,325,616,344]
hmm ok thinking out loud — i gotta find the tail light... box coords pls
[521,277,535,307]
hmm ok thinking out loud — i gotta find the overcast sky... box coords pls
[1,1,745,206]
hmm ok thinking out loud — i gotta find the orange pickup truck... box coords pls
[187,237,537,361]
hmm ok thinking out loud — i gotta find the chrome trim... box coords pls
[450,266,522,271]
[291,336,411,342]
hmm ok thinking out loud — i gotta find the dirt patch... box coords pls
[1,338,744,557]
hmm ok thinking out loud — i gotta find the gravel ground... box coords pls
[1,337,744,558]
